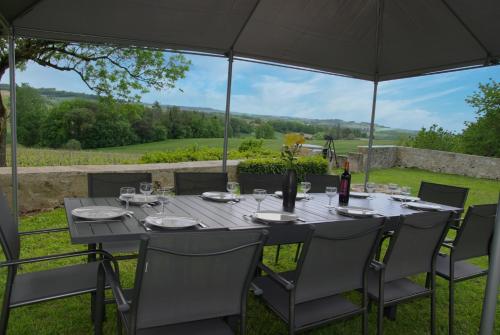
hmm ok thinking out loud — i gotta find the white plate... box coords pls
[201,192,236,202]
[405,202,442,211]
[335,206,377,218]
[350,192,371,198]
[119,194,158,205]
[252,210,298,224]
[391,195,420,202]
[145,215,200,229]
[72,206,127,220]
[274,191,306,200]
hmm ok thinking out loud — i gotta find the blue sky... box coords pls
[3,53,500,131]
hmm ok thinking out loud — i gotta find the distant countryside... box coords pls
[0,84,404,167]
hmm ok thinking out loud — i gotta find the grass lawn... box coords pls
[1,168,499,334]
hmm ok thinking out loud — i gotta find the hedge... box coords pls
[237,156,328,180]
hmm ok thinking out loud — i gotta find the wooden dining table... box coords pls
[64,193,462,248]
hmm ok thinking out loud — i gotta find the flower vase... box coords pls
[282,169,298,212]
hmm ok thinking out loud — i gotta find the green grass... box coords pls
[1,168,499,334]
[97,137,396,155]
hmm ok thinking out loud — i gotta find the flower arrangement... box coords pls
[281,133,305,169]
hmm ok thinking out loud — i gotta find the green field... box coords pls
[4,138,396,167]
[97,137,396,155]
[2,168,499,334]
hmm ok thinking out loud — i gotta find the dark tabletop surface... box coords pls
[64,193,462,245]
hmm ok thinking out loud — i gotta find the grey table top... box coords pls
[64,193,462,245]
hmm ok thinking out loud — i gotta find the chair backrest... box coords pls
[383,211,451,282]
[88,173,152,197]
[305,174,340,193]
[453,204,497,261]
[130,229,267,330]
[294,218,384,304]
[0,191,20,260]
[418,181,469,209]
[174,172,228,195]
[238,173,283,194]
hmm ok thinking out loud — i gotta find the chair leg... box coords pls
[0,305,10,335]
[449,279,455,335]
[377,302,384,335]
[240,315,246,335]
[116,308,123,335]
[362,308,368,335]
[1,269,15,335]
[275,245,281,264]
[430,275,436,335]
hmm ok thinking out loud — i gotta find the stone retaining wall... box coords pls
[351,146,500,180]
[0,160,240,213]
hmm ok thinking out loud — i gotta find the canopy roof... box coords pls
[1,0,499,81]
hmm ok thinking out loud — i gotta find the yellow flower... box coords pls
[284,133,305,146]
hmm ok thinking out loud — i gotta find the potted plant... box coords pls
[281,133,305,212]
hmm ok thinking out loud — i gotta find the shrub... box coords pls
[238,138,264,152]
[406,124,462,152]
[63,139,82,150]
[237,156,328,180]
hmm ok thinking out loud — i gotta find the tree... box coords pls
[16,83,48,146]
[255,122,275,139]
[462,79,500,157]
[0,38,191,165]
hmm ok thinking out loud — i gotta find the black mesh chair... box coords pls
[88,173,152,198]
[0,191,116,334]
[418,181,469,213]
[253,218,385,335]
[238,173,283,194]
[97,229,268,335]
[436,204,497,335]
[305,174,340,193]
[174,172,228,195]
[88,173,152,258]
[368,211,452,335]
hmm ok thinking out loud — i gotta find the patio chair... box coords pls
[238,173,283,194]
[88,173,152,258]
[368,211,452,335]
[418,181,468,223]
[305,174,340,192]
[0,191,117,335]
[96,229,268,335]
[174,172,228,195]
[253,218,385,335]
[436,204,497,335]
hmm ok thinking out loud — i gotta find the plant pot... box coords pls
[282,169,298,212]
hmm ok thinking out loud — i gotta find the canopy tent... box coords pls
[1,2,500,330]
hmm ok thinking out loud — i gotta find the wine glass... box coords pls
[227,181,240,200]
[140,182,153,196]
[325,186,337,207]
[157,187,173,216]
[253,189,267,212]
[388,183,399,195]
[400,186,411,205]
[120,187,135,211]
[300,181,311,199]
[366,182,376,193]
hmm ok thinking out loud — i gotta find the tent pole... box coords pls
[222,51,234,172]
[363,81,378,190]
[479,193,500,335]
[8,28,19,225]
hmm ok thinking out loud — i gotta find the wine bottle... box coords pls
[339,160,351,205]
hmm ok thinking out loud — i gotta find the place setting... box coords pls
[388,185,443,211]
[117,182,160,208]
[243,188,305,225]
[200,182,241,204]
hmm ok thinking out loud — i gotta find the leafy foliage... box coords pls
[238,138,264,152]
[16,84,49,146]
[462,79,500,157]
[255,122,275,139]
[237,156,328,180]
[404,124,462,152]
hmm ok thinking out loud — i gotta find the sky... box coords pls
[3,53,500,132]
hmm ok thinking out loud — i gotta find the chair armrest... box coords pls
[19,227,68,236]
[0,249,115,267]
[370,260,385,271]
[257,263,295,290]
[101,260,130,312]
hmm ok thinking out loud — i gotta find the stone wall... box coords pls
[0,160,240,213]
[351,145,500,180]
